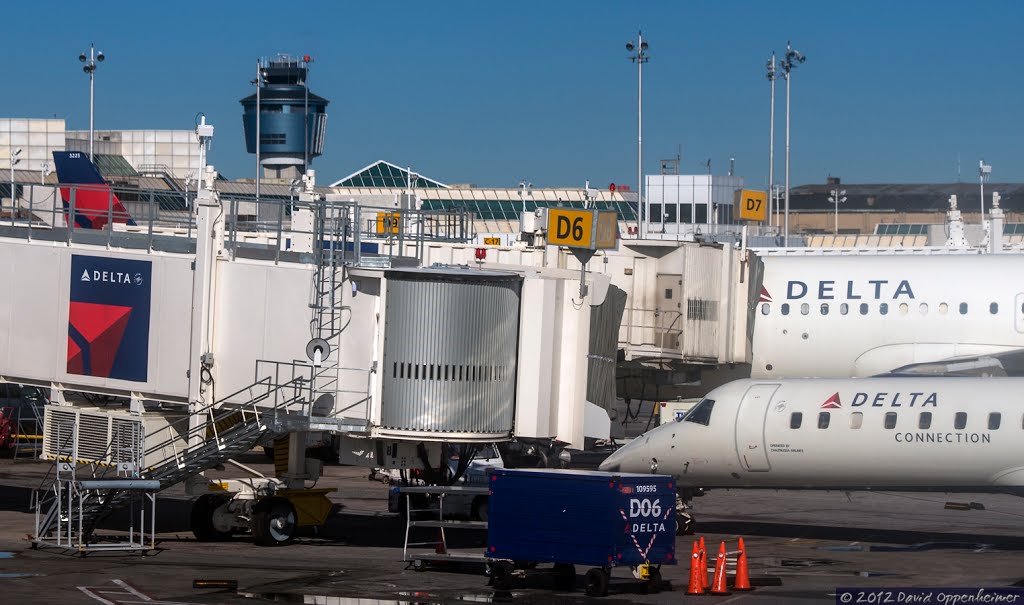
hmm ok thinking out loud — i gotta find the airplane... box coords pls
[749,253,1024,379]
[52,150,135,229]
[599,375,1024,532]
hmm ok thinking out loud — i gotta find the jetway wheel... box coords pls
[676,512,695,536]
[190,494,233,542]
[252,497,297,546]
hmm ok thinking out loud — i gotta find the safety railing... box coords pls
[621,307,685,353]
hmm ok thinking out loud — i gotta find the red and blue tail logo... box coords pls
[52,151,136,229]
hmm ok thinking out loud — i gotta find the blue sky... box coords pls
[7,1,1023,189]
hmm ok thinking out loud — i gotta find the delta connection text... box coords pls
[843,392,991,446]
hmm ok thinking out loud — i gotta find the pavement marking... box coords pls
[78,579,195,605]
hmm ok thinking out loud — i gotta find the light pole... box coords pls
[780,41,805,247]
[626,32,649,238]
[979,160,991,222]
[766,52,777,232]
[78,44,105,164]
[10,148,21,225]
[252,62,264,202]
[828,188,847,235]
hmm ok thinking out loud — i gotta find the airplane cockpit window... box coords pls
[919,412,932,430]
[954,412,967,430]
[817,412,830,429]
[988,412,1001,430]
[850,412,863,429]
[884,412,897,429]
[790,412,803,429]
[682,398,715,426]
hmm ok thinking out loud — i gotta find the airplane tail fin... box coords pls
[52,151,136,228]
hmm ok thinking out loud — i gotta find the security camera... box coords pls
[96,52,104,62]
[79,53,87,63]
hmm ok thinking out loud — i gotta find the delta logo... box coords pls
[758,286,772,303]
[820,392,842,409]
[80,269,144,286]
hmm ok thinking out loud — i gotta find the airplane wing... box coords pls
[885,348,1024,377]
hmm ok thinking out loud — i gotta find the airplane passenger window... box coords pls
[781,303,790,316]
[959,303,968,315]
[840,303,849,315]
[919,303,928,315]
[879,303,889,315]
[939,303,948,315]
[817,412,830,429]
[761,303,770,315]
[683,398,715,426]
[850,412,863,429]
[820,303,829,315]
[899,303,909,315]
[988,413,1001,430]
[954,412,967,430]
[919,412,932,429]
[859,303,869,315]
[800,303,809,315]
[790,412,803,429]
[884,412,897,429]
[990,302,999,315]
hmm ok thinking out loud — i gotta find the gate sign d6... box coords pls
[737,189,768,221]
[547,208,618,250]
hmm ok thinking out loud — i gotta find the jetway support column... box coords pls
[186,166,223,465]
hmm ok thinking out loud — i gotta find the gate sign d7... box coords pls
[547,208,619,250]
[736,189,768,222]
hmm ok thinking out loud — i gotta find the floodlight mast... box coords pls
[828,188,847,235]
[766,52,777,232]
[780,41,805,247]
[626,31,650,238]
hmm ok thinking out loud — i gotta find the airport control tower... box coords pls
[241,54,329,181]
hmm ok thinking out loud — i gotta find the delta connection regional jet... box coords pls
[602,253,1024,531]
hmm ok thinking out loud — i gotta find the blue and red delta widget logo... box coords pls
[67,255,152,382]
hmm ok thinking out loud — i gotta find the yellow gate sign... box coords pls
[483,237,501,245]
[736,189,768,221]
[375,212,401,234]
[547,208,618,250]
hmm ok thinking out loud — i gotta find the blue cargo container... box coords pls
[487,468,676,595]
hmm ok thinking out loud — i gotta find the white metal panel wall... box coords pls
[0,239,193,399]
[212,259,314,403]
[680,245,722,361]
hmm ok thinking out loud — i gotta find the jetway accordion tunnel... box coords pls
[380,268,521,440]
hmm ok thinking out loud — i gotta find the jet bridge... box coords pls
[1,128,618,546]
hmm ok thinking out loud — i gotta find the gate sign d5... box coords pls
[547,208,618,250]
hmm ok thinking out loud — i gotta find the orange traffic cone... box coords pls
[699,536,709,589]
[685,541,705,595]
[710,541,731,595]
[734,537,753,591]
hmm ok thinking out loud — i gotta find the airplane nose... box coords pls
[599,435,649,473]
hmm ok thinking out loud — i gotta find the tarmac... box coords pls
[1,452,1023,604]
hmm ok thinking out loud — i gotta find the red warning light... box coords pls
[303,55,311,62]
[609,183,616,192]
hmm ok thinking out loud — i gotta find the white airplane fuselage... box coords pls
[600,377,1024,494]
[751,254,1024,378]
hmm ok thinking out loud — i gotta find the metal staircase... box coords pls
[33,373,311,551]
